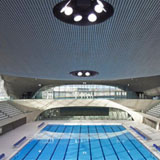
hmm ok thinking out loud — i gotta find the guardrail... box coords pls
[130,126,151,140]
[38,122,45,128]
[153,144,160,152]
[0,153,5,160]
[13,136,26,147]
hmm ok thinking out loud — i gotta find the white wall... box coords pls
[0,76,10,101]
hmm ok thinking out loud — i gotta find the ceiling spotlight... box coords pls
[97,0,104,8]
[64,6,73,15]
[85,72,91,76]
[77,72,83,76]
[94,5,103,13]
[53,0,114,26]
[38,84,42,87]
[94,0,106,13]
[70,70,99,77]
[74,15,82,22]
[60,0,73,16]
[88,13,97,22]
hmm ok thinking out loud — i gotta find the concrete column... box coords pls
[156,122,160,130]
[0,76,10,100]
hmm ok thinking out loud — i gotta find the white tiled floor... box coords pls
[123,122,160,158]
[0,120,160,160]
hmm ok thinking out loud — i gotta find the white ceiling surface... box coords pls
[0,0,160,80]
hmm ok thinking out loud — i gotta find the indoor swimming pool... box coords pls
[11,124,158,160]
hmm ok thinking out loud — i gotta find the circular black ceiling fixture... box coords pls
[70,70,99,77]
[53,0,114,26]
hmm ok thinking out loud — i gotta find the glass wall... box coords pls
[36,107,133,121]
[33,84,138,99]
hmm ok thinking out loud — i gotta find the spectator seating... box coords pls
[146,103,160,118]
[0,101,23,121]
[0,112,8,121]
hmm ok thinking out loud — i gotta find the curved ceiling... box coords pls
[0,0,160,80]
[3,74,160,98]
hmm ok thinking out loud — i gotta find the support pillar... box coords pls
[156,122,160,130]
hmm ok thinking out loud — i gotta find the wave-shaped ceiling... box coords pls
[0,0,160,80]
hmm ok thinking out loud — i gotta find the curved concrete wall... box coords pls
[112,99,160,112]
[11,99,143,122]
[144,87,160,96]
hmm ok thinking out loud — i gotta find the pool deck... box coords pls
[0,120,160,160]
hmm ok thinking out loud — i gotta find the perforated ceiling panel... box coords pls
[0,0,160,80]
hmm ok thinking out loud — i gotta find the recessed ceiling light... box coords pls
[74,15,82,22]
[85,72,91,76]
[94,5,103,13]
[77,71,83,76]
[96,0,105,8]
[38,84,42,87]
[53,0,114,26]
[88,13,97,22]
[60,0,73,15]
[64,6,73,15]
[70,70,99,77]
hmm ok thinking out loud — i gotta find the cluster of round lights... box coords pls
[77,71,91,77]
[70,70,98,77]
[60,0,105,22]
[53,0,114,25]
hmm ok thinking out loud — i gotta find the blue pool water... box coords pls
[11,125,158,160]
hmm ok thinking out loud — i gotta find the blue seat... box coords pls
[153,144,160,152]
[38,122,45,128]
[13,136,27,147]
[130,126,151,140]
[0,153,5,160]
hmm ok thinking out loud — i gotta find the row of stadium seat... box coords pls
[0,102,23,121]
[146,103,160,118]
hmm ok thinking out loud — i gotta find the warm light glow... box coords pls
[88,13,97,22]
[74,15,82,22]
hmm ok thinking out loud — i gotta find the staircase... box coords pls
[146,103,160,118]
[0,101,23,121]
